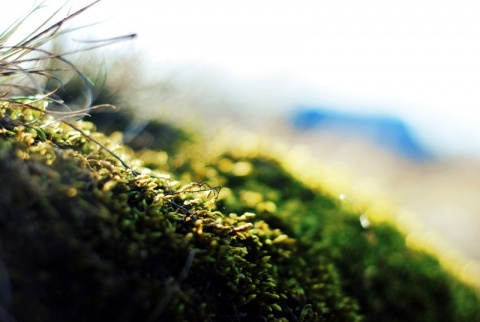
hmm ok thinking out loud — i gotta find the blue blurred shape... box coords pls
[290,108,430,161]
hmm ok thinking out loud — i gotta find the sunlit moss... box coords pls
[1,101,480,322]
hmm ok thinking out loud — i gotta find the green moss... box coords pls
[186,152,480,322]
[0,103,479,321]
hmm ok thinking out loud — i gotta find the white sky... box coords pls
[5,0,480,157]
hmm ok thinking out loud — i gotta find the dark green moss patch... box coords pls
[0,105,479,321]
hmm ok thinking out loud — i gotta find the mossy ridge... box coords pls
[115,111,480,322]
[1,101,480,321]
[0,103,364,321]
[167,147,480,322]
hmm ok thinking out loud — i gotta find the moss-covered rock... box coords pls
[0,101,479,322]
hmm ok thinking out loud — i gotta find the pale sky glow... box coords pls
[5,0,480,157]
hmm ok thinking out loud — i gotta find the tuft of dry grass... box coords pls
[0,0,137,172]
[0,0,135,114]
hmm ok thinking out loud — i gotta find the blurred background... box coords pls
[6,1,480,265]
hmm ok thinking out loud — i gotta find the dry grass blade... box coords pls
[0,44,94,112]
[0,1,48,47]
[13,1,101,59]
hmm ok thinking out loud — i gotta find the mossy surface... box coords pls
[0,104,479,322]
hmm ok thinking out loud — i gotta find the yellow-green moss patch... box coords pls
[1,103,479,321]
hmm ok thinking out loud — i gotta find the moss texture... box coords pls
[0,101,480,322]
